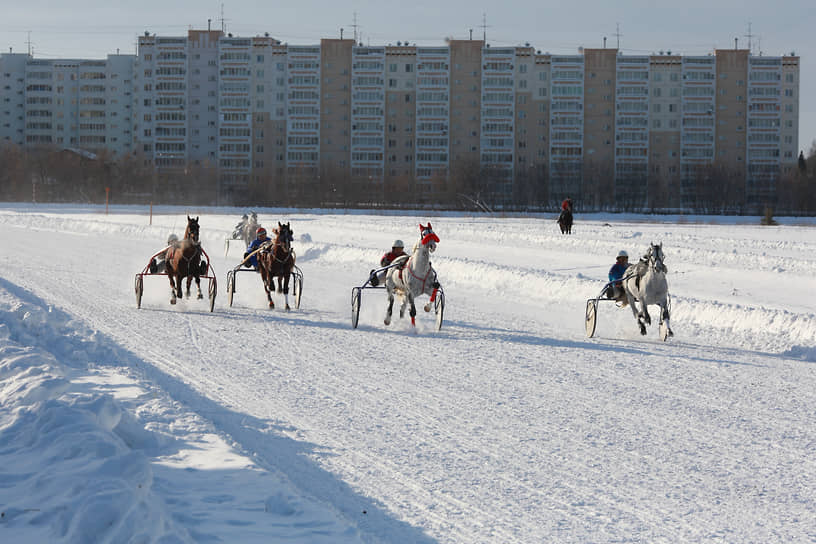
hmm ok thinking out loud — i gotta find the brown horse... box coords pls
[257,222,296,310]
[165,215,206,304]
[557,208,573,234]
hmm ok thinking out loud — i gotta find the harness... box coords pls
[168,239,202,273]
[270,244,294,264]
[398,256,436,294]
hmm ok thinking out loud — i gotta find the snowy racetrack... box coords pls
[1,205,815,543]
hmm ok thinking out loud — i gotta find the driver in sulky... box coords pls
[606,250,629,305]
[369,239,407,286]
[243,226,270,271]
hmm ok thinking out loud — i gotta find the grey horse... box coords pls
[622,242,673,339]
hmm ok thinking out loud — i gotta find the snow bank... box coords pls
[0,296,190,543]
[0,285,363,544]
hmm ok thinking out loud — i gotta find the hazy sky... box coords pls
[3,0,814,151]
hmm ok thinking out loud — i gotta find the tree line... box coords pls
[1,143,814,215]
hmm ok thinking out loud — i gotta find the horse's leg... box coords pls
[627,290,646,335]
[195,275,203,300]
[642,304,652,326]
[185,274,193,298]
[168,272,177,304]
[399,292,407,318]
[262,269,274,308]
[408,292,417,327]
[661,301,673,337]
[384,288,394,326]
[283,272,291,311]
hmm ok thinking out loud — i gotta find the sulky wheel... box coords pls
[208,277,217,312]
[135,275,144,309]
[434,291,445,331]
[585,299,598,338]
[226,270,235,307]
[351,287,361,329]
[293,274,303,309]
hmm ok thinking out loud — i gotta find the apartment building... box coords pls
[0,53,133,155]
[1,30,801,210]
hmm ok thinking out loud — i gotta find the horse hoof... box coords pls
[423,304,431,312]
[197,294,203,300]
[384,318,391,326]
[170,299,176,305]
[640,327,647,335]
[285,304,291,311]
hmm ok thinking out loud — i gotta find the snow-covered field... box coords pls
[1,204,814,543]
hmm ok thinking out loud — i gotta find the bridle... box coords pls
[399,224,439,291]
[174,219,202,269]
[269,227,294,263]
[184,217,201,245]
[647,244,666,273]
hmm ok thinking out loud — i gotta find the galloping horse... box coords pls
[384,223,441,327]
[557,208,573,234]
[257,222,296,310]
[165,215,206,304]
[622,242,673,337]
[240,212,259,247]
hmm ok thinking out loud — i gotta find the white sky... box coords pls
[2,0,814,151]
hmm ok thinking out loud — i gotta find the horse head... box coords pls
[647,242,667,273]
[276,221,294,252]
[185,215,200,244]
[419,222,440,253]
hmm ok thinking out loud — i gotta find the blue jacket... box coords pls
[608,262,628,283]
[246,237,269,268]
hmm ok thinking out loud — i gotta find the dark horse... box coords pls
[257,222,296,310]
[165,215,207,304]
[557,209,573,234]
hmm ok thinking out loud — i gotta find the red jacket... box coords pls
[561,199,573,212]
[380,249,407,267]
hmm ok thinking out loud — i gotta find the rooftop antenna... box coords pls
[744,22,754,53]
[480,12,490,42]
[26,31,32,56]
[614,23,622,50]
[219,3,228,33]
[351,12,359,43]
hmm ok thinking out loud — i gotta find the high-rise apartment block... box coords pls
[0,30,800,209]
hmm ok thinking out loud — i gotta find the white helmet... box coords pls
[392,239,404,248]
[617,250,628,258]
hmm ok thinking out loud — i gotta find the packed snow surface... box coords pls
[1,204,814,543]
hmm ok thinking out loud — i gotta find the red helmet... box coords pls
[256,227,267,236]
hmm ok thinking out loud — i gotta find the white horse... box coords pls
[622,242,673,338]
[384,223,441,327]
